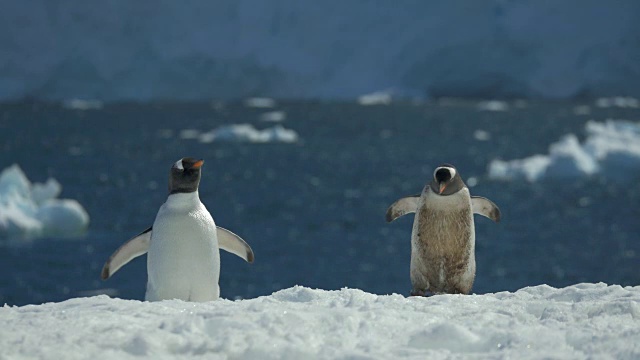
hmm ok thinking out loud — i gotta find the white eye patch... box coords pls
[174,159,184,170]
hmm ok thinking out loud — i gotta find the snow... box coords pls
[488,120,640,182]
[0,284,638,359]
[1,1,639,101]
[0,165,89,241]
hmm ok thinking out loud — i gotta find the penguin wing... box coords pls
[385,194,420,222]
[217,227,255,263]
[471,196,501,223]
[101,227,152,280]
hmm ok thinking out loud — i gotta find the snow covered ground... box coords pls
[1,1,639,101]
[1,284,638,359]
[0,165,89,242]
[488,119,640,182]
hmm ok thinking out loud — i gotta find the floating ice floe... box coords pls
[0,165,89,241]
[259,111,287,122]
[1,284,638,358]
[357,91,393,106]
[62,99,104,110]
[488,119,640,182]
[473,129,491,141]
[477,100,509,112]
[243,97,276,108]
[197,124,299,144]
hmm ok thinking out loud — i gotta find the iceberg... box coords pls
[488,120,640,182]
[0,165,89,241]
[0,284,637,358]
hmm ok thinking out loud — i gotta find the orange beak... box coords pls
[438,183,447,194]
[192,160,204,169]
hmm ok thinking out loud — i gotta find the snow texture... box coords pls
[0,165,89,241]
[488,120,640,182]
[1,1,639,101]
[1,284,638,359]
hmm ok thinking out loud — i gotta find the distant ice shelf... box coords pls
[0,165,89,242]
[1,1,639,101]
[1,284,638,359]
[488,119,640,182]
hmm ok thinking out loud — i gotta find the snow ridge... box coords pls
[1,284,638,359]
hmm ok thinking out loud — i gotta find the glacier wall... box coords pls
[1,1,639,101]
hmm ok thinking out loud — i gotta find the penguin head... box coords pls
[429,164,465,196]
[168,157,203,194]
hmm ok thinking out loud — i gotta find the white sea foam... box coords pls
[1,284,637,359]
[0,165,89,241]
[197,124,299,143]
[488,119,640,181]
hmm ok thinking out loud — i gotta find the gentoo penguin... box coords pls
[386,164,500,296]
[101,157,254,302]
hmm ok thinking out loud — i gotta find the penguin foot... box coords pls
[410,289,435,297]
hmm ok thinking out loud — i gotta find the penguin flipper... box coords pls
[217,227,255,263]
[471,196,501,223]
[385,194,420,222]
[101,227,152,280]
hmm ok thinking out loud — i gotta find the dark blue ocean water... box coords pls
[1,100,639,306]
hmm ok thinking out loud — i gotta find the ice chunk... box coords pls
[32,179,62,204]
[357,91,392,106]
[0,165,89,241]
[473,130,491,141]
[477,100,509,112]
[244,98,276,108]
[488,119,640,182]
[197,124,299,144]
[179,129,200,139]
[544,135,599,178]
[63,99,103,110]
[259,111,287,122]
[595,97,639,108]
[488,155,551,182]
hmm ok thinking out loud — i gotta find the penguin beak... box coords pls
[191,160,204,169]
[438,182,447,194]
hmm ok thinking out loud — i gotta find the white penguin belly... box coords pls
[146,197,220,302]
